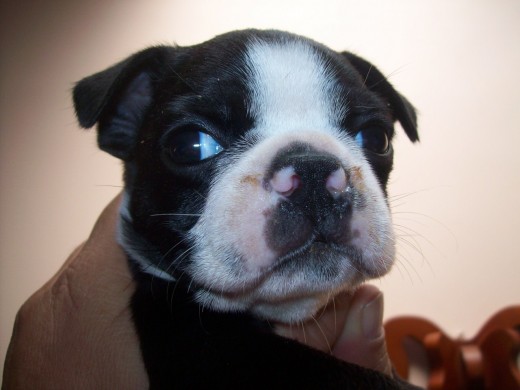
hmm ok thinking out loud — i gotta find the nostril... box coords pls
[326,168,348,198]
[269,166,301,197]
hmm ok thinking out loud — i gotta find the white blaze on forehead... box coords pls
[245,38,344,137]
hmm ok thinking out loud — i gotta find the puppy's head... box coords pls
[74,30,418,323]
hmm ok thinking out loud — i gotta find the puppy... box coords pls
[74,30,419,389]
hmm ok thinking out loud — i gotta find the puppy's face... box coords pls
[74,30,418,323]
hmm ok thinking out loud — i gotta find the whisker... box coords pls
[165,246,194,276]
[384,64,410,80]
[150,213,202,217]
[198,301,211,334]
[393,222,444,274]
[395,250,423,284]
[311,315,332,354]
[166,249,193,302]
[393,211,458,249]
[394,225,426,259]
[391,259,408,282]
[364,64,410,91]
[94,184,124,188]
[193,189,207,201]
[166,63,201,95]
[300,320,307,345]
[150,238,190,284]
[186,275,197,295]
[362,64,373,87]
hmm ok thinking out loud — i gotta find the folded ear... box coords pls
[342,52,419,143]
[73,46,171,159]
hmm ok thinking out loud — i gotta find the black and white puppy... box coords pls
[74,30,419,389]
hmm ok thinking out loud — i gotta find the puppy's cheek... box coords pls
[189,170,279,282]
[349,210,395,277]
[226,187,278,271]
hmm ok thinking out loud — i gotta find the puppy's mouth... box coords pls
[275,233,349,269]
[200,235,364,299]
[192,237,366,323]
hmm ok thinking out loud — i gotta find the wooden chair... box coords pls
[385,306,520,389]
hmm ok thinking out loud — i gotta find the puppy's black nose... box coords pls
[264,143,354,254]
[267,143,348,216]
[269,159,347,200]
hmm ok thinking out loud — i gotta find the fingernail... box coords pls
[362,292,384,339]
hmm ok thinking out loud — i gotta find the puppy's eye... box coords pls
[165,129,224,164]
[355,127,390,154]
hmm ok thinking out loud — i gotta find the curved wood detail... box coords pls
[385,306,520,389]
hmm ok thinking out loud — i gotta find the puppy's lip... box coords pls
[265,244,353,290]
[268,237,390,281]
[271,237,348,270]
[192,241,350,296]
[277,226,349,255]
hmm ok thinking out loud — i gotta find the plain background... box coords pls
[1,0,519,378]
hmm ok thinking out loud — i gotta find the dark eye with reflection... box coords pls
[163,127,224,164]
[355,127,390,154]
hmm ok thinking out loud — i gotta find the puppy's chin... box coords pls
[196,289,335,323]
[194,270,366,324]
[190,246,387,323]
[193,289,324,324]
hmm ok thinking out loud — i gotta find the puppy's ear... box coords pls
[73,46,171,159]
[342,52,419,142]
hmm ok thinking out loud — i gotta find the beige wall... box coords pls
[1,0,519,376]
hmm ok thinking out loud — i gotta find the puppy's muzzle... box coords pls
[264,142,354,257]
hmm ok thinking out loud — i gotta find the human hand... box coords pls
[3,194,395,389]
[2,194,148,389]
[275,284,394,376]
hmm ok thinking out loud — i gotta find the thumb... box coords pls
[332,284,393,376]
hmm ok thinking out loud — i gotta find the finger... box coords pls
[273,291,355,353]
[332,284,393,376]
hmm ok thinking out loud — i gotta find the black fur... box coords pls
[74,30,420,389]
